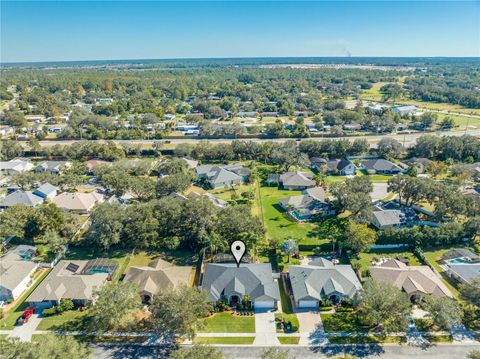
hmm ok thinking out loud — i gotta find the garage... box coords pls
[254,300,275,309]
[298,300,319,308]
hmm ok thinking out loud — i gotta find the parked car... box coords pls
[17,307,35,324]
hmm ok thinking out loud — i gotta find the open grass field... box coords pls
[399,99,480,116]
[36,310,90,331]
[194,336,255,344]
[361,82,389,101]
[0,268,51,330]
[200,312,255,333]
[278,336,300,344]
[350,249,421,276]
[436,113,480,130]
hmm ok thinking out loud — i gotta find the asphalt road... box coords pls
[92,343,480,359]
[24,129,480,149]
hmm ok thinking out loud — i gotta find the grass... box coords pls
[31,334,149,344]
[0,268,51,330]
[321,312,371,333]
[424,334,453,343]
[126,251,158,267]
[278,279,293,314]
[278,336,300,344]
[275,313,300,333]
[414,318,435,332]
[360,82,390,102]
[36,310,90,331]
[327,335,405,344]
[350,249,420,277]
[200,312,255,333]
[208,184,254,201]
[193,336,255,344]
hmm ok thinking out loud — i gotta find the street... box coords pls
[91,343,480,359]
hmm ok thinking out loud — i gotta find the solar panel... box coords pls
[65,262,80,273]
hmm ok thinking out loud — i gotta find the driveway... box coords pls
[253,309,279,346]
[9,313,42,342]
[370,183,391,201]
[295,309,327,345]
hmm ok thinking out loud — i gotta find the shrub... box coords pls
[43,307,57,317]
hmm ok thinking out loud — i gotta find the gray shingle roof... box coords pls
[0,247,38,293]
[362,159,403,172]
[34,183,59,197]
[0,191,44,207]
[447,263,480,283]
[289,258,362,301]
[201,263,279,302]
[279,171,315,187]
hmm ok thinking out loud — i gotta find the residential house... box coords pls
[182,157,198,169]
[369,259,453,300]
[279,187,336,221]
[124,258,192,303]
[35,161,72,175]
[289,258,362,307]
[360,159,404,175]
[441,249,480,284]
[33,183,59,200]
[403,157,431,174]
[27,259,117,309]
[391,105,417,116]
[195,164,250,189]
[274,171,315,190]
[0,191,44,209]
[0,159,34,176]
[371,201,419,230]
[312,158,356,176]
[343,123,362,131]
[175,190,228,209]
[52,192,104,214]
[85,160,112,173]
[0,246,39,301]
[95,98,114,104]
[200,263,280,309]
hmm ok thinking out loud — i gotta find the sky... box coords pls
[1,1,479,63]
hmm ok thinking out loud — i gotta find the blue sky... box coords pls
[1,1,479,62]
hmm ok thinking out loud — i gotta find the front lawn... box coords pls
[193,336,255,344]
[275,313,299,333]
[350,249,420,277]
[327,335,405,344]
[321,312,371,333]
[36,310,90,331]
[278,336,300,344]
[200,312,255,333]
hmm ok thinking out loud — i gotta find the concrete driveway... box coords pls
[370,183,391,201]
[295,309,327,345]
[9,313,42,342]
[253,309,279,346]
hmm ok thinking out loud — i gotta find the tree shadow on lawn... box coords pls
[312,344,385,358]
[94,344,173,359]
[44,312,93,332]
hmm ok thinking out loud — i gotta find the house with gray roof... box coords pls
[391,105,417,116]
[371,201,419,230]
[277,171,315,190]
[441,249,480,284]
[312,158,356,176]
[0,159,34,176]
[0,191,44,209]
[200,263,280,309]
[369,259,453,300]
[360,159,404,175]
[195,164,250,189]
[0,245,39,301]
[33,183,59,199]
[289,258,362,308]
[279,187,336,221]
[124,258,192,303]
[27,259,113,309]
[35,161,72,175]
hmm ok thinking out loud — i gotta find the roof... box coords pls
[369,260,453,298]
[362,159,403,172]
[0,246,38,292]
[124,258,192,296]
[447,263,480,283]
[27,260,109,302]
[304,187,326,201]
[196,165,244,185]
[52,192,103,211]
[279,187,332,216]
[441,248,480,261]
[0,159,33,172]
[182,157,198,169]
[279,171,315,187]
[201,263,280,302]
[36,161,70,171]
[0,191,44,207]
[372,202,419,228]
[289,258,362,301]
[34,183,59,197]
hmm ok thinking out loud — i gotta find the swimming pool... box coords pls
[447,257,471,264]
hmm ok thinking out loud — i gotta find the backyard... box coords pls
[350,248,421,277]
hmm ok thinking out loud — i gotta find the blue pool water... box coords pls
[448,257,471,264]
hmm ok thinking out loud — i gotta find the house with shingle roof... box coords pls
[279,187,336,221]
[27,259,112,309]
[35,161,72,175]
[277,171,315,190]
[52,192,104,214]
[369,259,453,300]
[0,159,34,176]
[371,201,419,230]
[0,245,39,301]
[289,258,362,308]
[360,159,404,175]
[311,157,356,176]
[124,258,192,303]
[33,183,59,199]
[0,191,44,209]
[195,164,250,189]
[200,263,280,309]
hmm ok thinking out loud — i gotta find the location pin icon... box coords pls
[230,240,246,268]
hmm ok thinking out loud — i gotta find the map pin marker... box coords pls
[230,240,246,268]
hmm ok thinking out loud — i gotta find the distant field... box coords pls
[361,82,389,101]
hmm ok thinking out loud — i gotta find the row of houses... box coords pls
[310,157,404,176]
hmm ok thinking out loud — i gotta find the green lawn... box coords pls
[327,335,405,344]
[36,310,90,331]
[422,248,464,298]
[278,279,293,314]
[0,269,51,330]
[424,334,453,343]
[200,312,255,333]
[32,334,148,344]
[278,336,300,344]
[193,336,255,344]
[414,318,435,332]
[321,312,371,333]
[209,184,255,201]
[350,249,420,277]
[360,82,389,101]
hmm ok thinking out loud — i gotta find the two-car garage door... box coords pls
[254,300,275,309]
[298,300,319,308]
